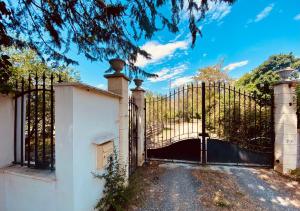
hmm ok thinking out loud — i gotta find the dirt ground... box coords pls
[127,162,300,211]
[192,168,263,211]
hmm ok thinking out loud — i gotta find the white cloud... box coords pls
[255,4,274,22]
[294,14,300,20]
[223,60,249,71]
[171,76,194,88]
[207,1,232,22]
[148,64,188,83]
[135,40,189,67]
[96,83,106,90]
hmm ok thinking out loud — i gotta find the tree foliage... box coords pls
[193,61,230,83]
[0,48,79,92]
[236,53,300,97]
[0,0,235,77]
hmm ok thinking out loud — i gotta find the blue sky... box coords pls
[70,0,300,93]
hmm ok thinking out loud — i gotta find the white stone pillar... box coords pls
[274,81,300,174]
[131,81,145,166]
[0,94,15,168]
[105,73,129,175]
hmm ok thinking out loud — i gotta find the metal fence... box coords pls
[13,73,61,170]
[128,97,138,176]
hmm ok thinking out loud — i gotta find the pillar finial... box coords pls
[131,78,145,92]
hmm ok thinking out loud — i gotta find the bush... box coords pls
[94,150,129,211]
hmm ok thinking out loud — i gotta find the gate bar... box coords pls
[173,89,175,139]
[218,83,221,137]
[27,76,31,167]
[20,78,24,166]
[42,73,46,164]
[201,82,206,164]
[34,73,38,165]
[50,74,54,170]
[178,87,180,140]
[144,98,147,161]
[191,83,194,134]
[183,86,185,135]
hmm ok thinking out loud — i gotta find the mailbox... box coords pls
[93,132,115,170]
[96,141,114,170]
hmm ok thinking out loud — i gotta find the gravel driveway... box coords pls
[131,162,300,211]
[136,163,203,211]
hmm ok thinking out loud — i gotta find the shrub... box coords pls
[94,150,129,211]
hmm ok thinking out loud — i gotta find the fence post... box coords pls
[0,94,15,168]
[131,79,145,166]
[273,81,300,174]
[104,62,130,176]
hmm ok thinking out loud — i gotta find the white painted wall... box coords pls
[0,169,4,211]
[0,93,57,211]
[55,86,75,211]
[0,83,122,211]
[0,94,14,168]
[0,168,56,211]
[55,84,120,211]
[71,86,120,211]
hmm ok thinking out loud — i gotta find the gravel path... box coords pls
[134,163,300,211]
[221,166,300,211]
[138,163,203,211]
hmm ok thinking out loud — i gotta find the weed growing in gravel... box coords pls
[213,190,231,208]
[290,168,300,180]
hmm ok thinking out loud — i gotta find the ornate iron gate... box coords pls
[129,97,138,175]
[145,82,274,167]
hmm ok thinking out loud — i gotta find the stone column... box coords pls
[131,79,145,166]
[105,72,130,175]
[274,81,300,174]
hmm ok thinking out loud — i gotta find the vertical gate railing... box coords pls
[13,73,61,170]
[145,82,274,166]
[201,82,206,164]
[128,97,138,176]
[204,82,274,166]
[145,83,207,150]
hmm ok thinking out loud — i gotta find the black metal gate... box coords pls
[129,97,138,175]
[145,82,274,167]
